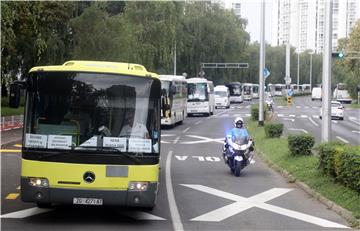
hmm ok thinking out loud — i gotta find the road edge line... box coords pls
[165,150,184,231]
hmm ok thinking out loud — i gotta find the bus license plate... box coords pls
[73,197,103,205]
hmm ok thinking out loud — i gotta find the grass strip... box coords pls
[1,107,24,117]
[247,120,360,227]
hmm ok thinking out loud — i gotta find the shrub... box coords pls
[264,123,283,138]
[317,143,360,192]
[338,146,360,192]
[250,105,266,121]
[288,134,315,155]
[317,142,345,177]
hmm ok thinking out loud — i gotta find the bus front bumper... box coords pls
[21,177,158,208]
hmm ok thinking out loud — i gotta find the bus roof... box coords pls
[214,85,228,90]
[159,75,187,82]
[186,77,210,83]
[29,60,158,78]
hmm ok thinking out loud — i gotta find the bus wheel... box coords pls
[37,202,52,208]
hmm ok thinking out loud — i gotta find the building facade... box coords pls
[272,0,360,53]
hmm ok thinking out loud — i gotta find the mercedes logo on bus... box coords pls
[83,171,95,184]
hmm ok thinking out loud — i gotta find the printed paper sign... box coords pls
[80,136,98,147]
[25,133,47,148]
[128,138,152,153]
[48,135,72,150]
[103,137,127,152]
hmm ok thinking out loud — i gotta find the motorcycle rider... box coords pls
[224,117,254,159]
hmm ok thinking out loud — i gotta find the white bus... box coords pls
[302,84,311,93]
[214,85,230,109]
[187,78,215,116]
[252,84,259,99]
[242,83,253,101]
[226,82,243,103]
[274,84,286,96]
[333,83,352,104]
[160,75,187,126]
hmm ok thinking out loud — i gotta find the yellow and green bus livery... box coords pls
[13,61,161,209]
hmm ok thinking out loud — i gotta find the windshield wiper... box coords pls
[75,146,141,163]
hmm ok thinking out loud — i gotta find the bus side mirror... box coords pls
[9,81,27,108]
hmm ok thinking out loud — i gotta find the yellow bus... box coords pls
[10,61,161,209]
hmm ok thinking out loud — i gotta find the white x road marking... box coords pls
[181,184,348,229]
[180,135,224,144]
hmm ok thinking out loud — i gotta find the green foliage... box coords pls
[317,143,360,192]
[264,123,283,138]
[288,134,315,155]
[250,104,267,121]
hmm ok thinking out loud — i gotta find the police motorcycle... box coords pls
[222,117,254,177]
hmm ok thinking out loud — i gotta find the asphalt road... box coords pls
[0,99,354,230]
[274,95,360,145]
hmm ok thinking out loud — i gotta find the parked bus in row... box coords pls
[9,61,161,209]
[333,83,352,104]
[226,82,243,103]
[160,75,187,127]
[242,83,253,101]
[302,84,311,93]
[274,84,286,96]
[214,85,230,109]
[187,78,215,116]
[252,84,259,99]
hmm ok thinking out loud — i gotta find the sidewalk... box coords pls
[1,128,23,147]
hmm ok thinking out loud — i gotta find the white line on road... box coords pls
[308,117,319,127]
[278,114,284,117]
[173,136,180,144]
[336,136,349,144]
[300,115,308,118]
[352,131,360,134]
[166,151,184,231]
[283,118,295,122]
[119,211,166,220]
[182,127,191,133]
[181,184,348,228]
[288,128,308,134]
[332,120,338,124]
[0,207,53,219]
[195,121,202,125]
[349,118,360,126]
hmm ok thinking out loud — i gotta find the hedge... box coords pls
[250,104,267,121]
[264,123,283,138]
[317,143,360,192]
[288,134,315,155]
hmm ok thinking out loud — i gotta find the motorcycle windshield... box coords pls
[231,129,249,145]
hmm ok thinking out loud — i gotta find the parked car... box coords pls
[319,101,344,120]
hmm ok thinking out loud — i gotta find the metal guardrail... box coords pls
[0,115,24,131]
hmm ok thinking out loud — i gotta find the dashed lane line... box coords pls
[336,136,349,144]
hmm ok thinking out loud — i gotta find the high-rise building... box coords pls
[272,0,360,53]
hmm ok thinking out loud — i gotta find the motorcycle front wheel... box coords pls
[234,161,241,177]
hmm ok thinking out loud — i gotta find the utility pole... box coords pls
[258,0,265,126]
[321,0,332,142]
[309,52,313,90]
[173,41,177,76]
[285,43,291,86]
[297,52,300,87]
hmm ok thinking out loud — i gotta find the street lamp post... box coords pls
[309,52,313,90]
[297,51,300,88]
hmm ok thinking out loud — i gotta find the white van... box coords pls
[214,85,230,109]
[311,87,322,101]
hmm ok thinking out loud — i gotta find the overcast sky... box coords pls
[225,0,273,43]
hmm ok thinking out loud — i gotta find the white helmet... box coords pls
[234,117,244,128]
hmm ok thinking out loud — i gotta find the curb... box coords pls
[255,149,360,228]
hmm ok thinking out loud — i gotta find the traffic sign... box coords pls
[287,89,294,97]
[263,68,270,79]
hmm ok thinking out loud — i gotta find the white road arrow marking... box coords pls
[181,184,348,229]
[181,135,224,144]
[0,207,53,219]
[119,211,166,220]
[288,128,308,134]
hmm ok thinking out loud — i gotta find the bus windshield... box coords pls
[337,83,346,90]
[187,82,208,101]
[161,80,170,97]
[24,72,161,157]
[215,91,227,97]
[253,86,259,93]
[228,85,242,96]
[243,85,252,95]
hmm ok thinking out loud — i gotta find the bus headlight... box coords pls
[29,177,49,187]
[128,182,149,191]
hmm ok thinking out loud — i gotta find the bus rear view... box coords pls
[187,78,214,116]
[10,61,161,209]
